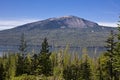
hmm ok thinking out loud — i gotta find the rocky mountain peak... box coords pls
[46,15,99,28]
[13,15,99,30]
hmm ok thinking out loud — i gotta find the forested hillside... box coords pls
[0,22,120,80]
[0,16,116,55]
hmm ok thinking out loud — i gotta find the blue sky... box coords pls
[0,0,120,30]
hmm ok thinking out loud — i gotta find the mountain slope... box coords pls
[0,15,117,54]
[9,16,99,31]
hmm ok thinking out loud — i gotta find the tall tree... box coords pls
[113,19,120,79]
[96,58,103,80]
[104,30,116,80]
[0,62,5,80]
[63,53,81,80]
[5,54,16,80]
[31,53,39,75]
[16,54,24,76]
[24,53,32,75]
[80,54,92,80]
[38,38,52,76]
[19,33,27,58]
[16,33,27,75]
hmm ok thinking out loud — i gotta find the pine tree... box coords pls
[0,62,5,80]
[38,38,52,76]
[113,19,120,79]
[24,53,32,75]
[63,53,81,80]
[104,30,116,80]
[80,54,92,80]
[96,58,103,80]
[16,54,24,75]
[16,33,27,76]
[5,54,16,80]
[31,53,39,75]
[19,33,27,58]
[63,64,81,80]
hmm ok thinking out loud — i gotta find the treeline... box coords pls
[0,25,120,80]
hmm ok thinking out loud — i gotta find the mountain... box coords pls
[0,15,117,55]
[9,15,99,31]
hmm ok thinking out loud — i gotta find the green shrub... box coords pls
[14,74,36,80]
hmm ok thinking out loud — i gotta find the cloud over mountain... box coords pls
[0,19,39,30]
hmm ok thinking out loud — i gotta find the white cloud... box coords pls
[97,22,117,27]
[0,19,39,30]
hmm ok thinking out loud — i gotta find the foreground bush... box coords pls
[14,74,36,80]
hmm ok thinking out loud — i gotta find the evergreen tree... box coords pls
[113,19,120,79]
[96,58,103,80]
[24,53,32,75]
[63,53,81,80]
[5,54,16,80]
[104,30,116,80]
[16,54,24,75]
[38,38,52,76]
[19,33,27,58]
[16,33,27,76]
[0,63,5,80]
[80,54,92,80]
[31,53,39,75]
[63,64,81,80]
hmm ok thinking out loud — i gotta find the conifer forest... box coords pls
[0,22,120,80]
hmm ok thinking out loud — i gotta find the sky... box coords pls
[0,0,120,30]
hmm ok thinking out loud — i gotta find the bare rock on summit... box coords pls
[52,16,99,28]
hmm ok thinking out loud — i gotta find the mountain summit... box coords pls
[47,15,99,28]
[14,15,99,31]
[0,15,116,54]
